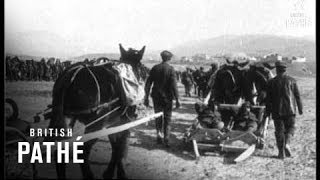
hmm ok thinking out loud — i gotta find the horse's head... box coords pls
[119,44,148,81]
[119,44,145,66]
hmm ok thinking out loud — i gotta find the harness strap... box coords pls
[84,66,101,105]
[225,69,240,93]
[255,70,267,83]
[226,69,236,85]
[65,98,120,115]
[70,65,84,83]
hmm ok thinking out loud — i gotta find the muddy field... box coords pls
[5,74,316,179]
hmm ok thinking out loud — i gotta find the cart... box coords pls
[184,103,269,162]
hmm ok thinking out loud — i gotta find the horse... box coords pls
[46,44,147,179]
[242,62,275,105]
[211,59,250,104]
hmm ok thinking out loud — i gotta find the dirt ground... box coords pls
[5,74,316,179]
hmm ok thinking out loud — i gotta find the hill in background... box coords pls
[5,33,315,76]
[170,34,315,61]
[6,32,315,61]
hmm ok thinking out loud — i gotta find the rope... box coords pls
[70,66,84,84]
[85,106,121,128]
[255,70,267,83]
[226,69,236,86]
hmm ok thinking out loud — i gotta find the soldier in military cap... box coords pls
[144,50,180,147]
[181,67,194,97]
[267,61,303,159]
[233,101,258,133]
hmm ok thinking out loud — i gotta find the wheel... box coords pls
[5,127,37,179]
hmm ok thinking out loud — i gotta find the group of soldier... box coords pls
[180,63,218,98]
[5,56,72,82]
[145,50,303,160]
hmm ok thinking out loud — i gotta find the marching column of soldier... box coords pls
[5,56,72,82]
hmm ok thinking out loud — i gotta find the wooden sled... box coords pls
[185,104,269,163]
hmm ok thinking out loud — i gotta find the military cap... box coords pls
[275,61,287,68]
[160,50,173,60]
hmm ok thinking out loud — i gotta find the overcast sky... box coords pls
[5,0,315,55]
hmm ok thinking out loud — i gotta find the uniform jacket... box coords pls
[181,71,194,86]
[145,62,179,101]
[267,73,303,118]
[233,111,258,131]
[198,110,222,129]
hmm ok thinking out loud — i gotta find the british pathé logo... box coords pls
[18,128,84,164]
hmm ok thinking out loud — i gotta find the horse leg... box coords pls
[79,138,98,179]
[103,134,118,179]
[116,130,129,179]
[54,150,66,179]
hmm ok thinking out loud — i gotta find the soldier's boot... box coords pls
[284,133,293,157]
[155,117,163,144]
[156,130,163,144]
[163,126,171,148]
[156,132,162,144]
[275,134,285,159]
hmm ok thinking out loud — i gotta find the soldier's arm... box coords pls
[189,73,194,84]
[144,68,154,99]
[170,68,179,100]
[293,80,303,115]
[265,80,273,115]
[250,112,258,122]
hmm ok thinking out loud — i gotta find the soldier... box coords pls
[51,63,58,81]
[44,60,52,81]
[197,67,207,98]
[144,50,181,147]
[26,60,33,81]
[5,56,12,81]
[19,61,27,81]
[233,101,258,133]
[37,61,44,81]
[181,67,194,97]
[56,60,64,78]
[196,102,224,130]
[31,60,38,81]
[267,61,303,159]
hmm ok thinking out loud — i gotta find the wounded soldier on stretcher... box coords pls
[232,101,258,133]
[193,102,224,130]
[188,101,258,133]
[183,103,223,141]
